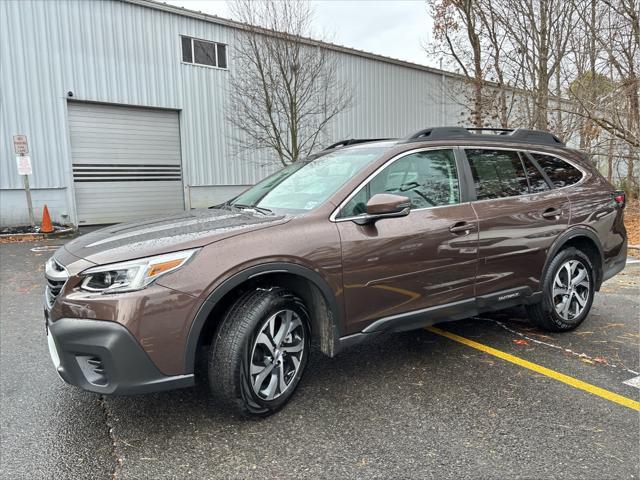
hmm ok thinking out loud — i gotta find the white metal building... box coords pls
[0,0,464,226]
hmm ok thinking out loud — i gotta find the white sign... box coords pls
[13,135,29,155]
[16,155,32,176]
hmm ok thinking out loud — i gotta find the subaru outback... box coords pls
[45,127,627,417]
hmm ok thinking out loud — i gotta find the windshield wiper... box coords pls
[210,200,231,210]
[231,203,274,215]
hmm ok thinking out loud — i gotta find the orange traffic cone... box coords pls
[40,205,54,233]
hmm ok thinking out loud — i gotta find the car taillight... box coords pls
[613,191,625,208]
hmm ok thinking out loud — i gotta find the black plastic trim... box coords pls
[335,287,543,354]
[523,151,555,189]
[403,127,565,147]
[476,286,533,310]
[47,317,194,395]
[362,298,477,333]
[184,262,341,372]
[602,239,627,283]
[543,227,605,289]
[453,147,477,202]
[324,138,392,150]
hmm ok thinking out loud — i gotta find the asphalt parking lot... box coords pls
[1,236,639,479]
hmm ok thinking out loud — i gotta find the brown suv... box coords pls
[45,127,627,417]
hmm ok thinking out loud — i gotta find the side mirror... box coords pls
[353,193,411,225]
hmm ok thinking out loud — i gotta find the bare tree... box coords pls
[475,0,513,127]
[425,0,638,196]
[426,0,529,128]
[567,0,639,145]
[427,0,580,131]
[226,0,351,166]
[429,0,486,126]
[493,0,580,130]
[563,0,639,195]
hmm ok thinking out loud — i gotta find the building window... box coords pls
[181,36,227,69]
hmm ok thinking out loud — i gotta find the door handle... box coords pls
[449,221,475,234]
[541,207,561,219]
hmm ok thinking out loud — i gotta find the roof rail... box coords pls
[323,138,391,151]
[403,127,565,147]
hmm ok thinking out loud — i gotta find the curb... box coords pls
[0,227,77,243]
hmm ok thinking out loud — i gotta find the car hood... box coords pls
[62,208,289,266]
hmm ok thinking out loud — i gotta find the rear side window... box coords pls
[466,149,529,200]
[530,153,583,188]
[520,153,550,193]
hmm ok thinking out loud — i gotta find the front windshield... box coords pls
[230,147,387,213]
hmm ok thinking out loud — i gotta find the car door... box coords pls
[463,147,571,300]
[334,148,479,334]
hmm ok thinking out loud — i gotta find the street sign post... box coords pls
[13,135,35,228]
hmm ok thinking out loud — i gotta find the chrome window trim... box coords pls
[524,149,587,189]
[335,201,470,223]
[464,147,587,206]
[329,145,586,222]
[329,146,460,223]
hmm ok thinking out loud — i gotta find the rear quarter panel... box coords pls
[566,156,626,263]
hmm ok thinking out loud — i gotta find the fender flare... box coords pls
[542,226,604,288]
[183,262,341,373]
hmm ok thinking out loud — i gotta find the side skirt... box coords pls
[334,287,542,354]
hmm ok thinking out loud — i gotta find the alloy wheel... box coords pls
[249,309,306,401]
[552,259,590,322]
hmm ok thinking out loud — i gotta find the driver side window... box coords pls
[338,149,460,218]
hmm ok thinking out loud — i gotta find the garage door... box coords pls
[68,102,184,225]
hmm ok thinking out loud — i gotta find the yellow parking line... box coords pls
[426,326,640,412]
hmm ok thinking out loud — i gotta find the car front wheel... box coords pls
[208,287,310,417]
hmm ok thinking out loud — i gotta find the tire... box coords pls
[526,247,595,332]
[208,287,311,418]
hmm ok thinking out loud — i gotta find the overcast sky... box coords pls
[165,0,436,67]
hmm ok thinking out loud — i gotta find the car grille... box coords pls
[45,257,68,308]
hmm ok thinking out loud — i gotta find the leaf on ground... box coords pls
[513,339,529,346]
[522,331,553,340]
[624,199,640,246]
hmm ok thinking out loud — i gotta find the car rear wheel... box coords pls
[208,288,310,417]
[526,247,595,332]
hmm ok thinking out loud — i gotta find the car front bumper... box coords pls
[46,315,194,395]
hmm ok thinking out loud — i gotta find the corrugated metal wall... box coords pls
[0,0,463,207]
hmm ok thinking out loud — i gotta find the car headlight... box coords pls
[79,249,199,293]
